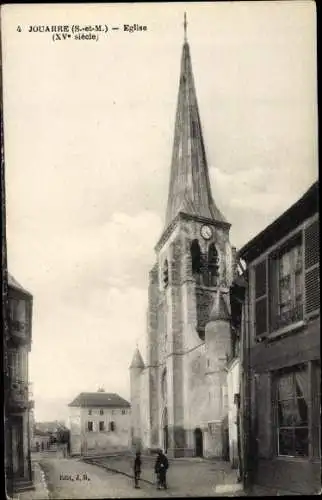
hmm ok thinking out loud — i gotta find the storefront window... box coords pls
[276,364,309,457]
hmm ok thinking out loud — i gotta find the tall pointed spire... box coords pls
[165,16,227,228]
[183,12,187,42]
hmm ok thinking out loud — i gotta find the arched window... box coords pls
[191,239,202,275]
[163,259,169,288]
[208,243,219,286]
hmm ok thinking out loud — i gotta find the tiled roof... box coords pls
[8,273,32,297]
[239,181,319,262]
[68,392,130,408]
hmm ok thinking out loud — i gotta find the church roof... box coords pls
[165,15,227,229]
[130,347,145,369]
[8,273,32,297]
[68,392,130,408]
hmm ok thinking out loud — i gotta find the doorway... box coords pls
[11,417,24,478]
[194,427,203,457]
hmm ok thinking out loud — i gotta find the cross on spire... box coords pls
[183,12,187,42]
[165,13,228,228]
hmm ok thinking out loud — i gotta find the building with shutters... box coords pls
[129,16,244,460]
[68,391,131,456]
[238,180,320,495]
[4,274,34,495]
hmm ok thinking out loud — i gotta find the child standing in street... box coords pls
[134,451,142,489]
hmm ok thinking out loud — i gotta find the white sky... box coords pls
[2,2,318,422]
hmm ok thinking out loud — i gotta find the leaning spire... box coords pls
[164,14,227,228]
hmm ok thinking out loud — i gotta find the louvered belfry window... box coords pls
[304,218,320,316]
[254,259,268,336]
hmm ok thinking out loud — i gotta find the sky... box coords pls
[2,2,318,423]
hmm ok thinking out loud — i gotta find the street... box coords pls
[37,454,244,498]
[39,457,155,498]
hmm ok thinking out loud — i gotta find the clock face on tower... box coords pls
[200,225,213,240]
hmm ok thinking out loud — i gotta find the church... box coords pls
[130,16,240,459]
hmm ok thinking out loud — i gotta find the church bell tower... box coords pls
[144,14,234,458]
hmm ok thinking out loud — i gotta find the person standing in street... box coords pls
[133,451,142,489]
[154,449,169,490]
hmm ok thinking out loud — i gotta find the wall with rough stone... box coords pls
[139,367,150,449]
[130,366,142,445]
[142,214,235,458]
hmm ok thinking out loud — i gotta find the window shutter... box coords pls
[269,257,279,332]
[304,218,320,316]
[254,259,268,336]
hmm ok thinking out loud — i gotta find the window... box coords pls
[87,421,93,432]
[99,409,104,415]
[88,410,92,415]
[109,421,115,432]
[274,240,303,329]
[161,369,167,402]
[275,365,309,457]
[10,299,26,322]
[99,421,105,432]
[191,240,202,275]
[122,410,126,415]
[253,220,319,338]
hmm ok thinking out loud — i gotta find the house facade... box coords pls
[68,391,131,456]
[4,274,34,494]
[239,181,320,495]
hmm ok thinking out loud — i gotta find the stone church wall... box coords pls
[139,368,150,449]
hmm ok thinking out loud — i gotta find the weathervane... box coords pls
[184,12,187,42]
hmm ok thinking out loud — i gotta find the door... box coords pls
[194,427,203,457]
[11,417,24,477]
